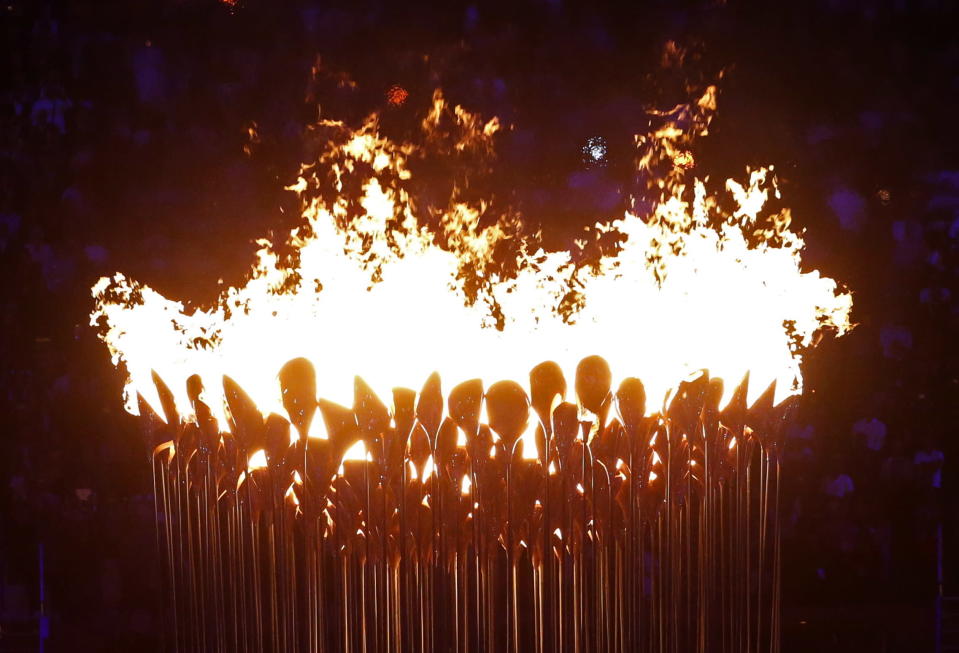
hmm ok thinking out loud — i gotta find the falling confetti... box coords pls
[582,136,608,167]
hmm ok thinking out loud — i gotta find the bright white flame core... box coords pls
[91,94,851,429]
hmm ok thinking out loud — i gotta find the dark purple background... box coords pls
[1,0,957,650]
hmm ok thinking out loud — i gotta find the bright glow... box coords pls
[285,484,300,506]
[520,420,539,460]
[461,474,471,495]
[91,90,852,428]
[342,440,367,462]
[422,455,435,482]
[550,393,563,414]
[248,449,267,471]
[308,417,328,440]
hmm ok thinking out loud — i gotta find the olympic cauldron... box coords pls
[141,354,789,653]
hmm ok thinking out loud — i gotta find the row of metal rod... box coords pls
[141,356,787,652]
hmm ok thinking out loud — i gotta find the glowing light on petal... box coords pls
[422,455,435,481]
[248,449,267,471]
[342,440,367,462]
[285,484,300,506]
[520,420,539,460]
[308,417,328,440]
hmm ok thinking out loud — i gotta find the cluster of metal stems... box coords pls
[141,355,789,653]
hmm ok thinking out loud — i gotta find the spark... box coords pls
[582,136,608,167]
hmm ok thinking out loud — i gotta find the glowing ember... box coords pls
[91,89,851,429]
[386,84,409,107]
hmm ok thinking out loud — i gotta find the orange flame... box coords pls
[91,89,851,428]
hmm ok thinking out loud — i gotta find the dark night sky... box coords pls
[1,0,958,649]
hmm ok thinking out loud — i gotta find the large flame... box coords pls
[91,89,851,429]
